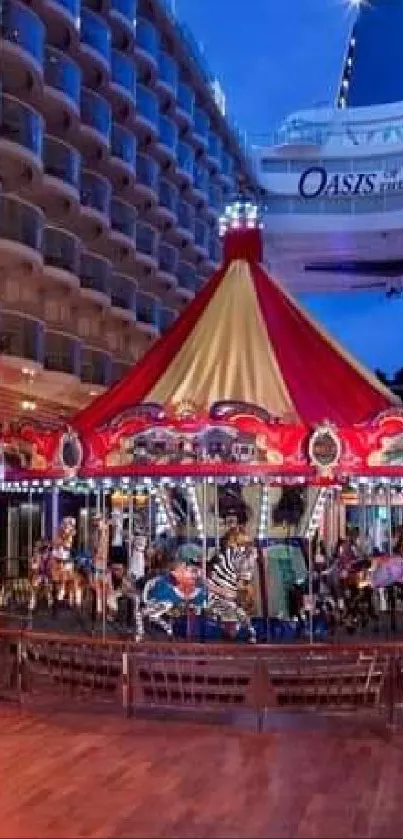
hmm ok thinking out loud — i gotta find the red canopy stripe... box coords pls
[73,263,227,434]
[252,262,393,425]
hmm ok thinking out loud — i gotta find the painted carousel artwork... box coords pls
[3,207,403,641]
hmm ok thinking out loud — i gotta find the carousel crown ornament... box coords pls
[219,198,263,236]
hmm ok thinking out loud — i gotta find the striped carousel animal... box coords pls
[205,526,258,643]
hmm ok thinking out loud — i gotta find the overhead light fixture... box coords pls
[21,400,37,411]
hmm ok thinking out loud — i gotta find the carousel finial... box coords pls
[219,197,264,265]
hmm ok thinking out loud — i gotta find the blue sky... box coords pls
[176,0,403,377]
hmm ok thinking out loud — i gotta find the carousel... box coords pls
[2,204,403,643]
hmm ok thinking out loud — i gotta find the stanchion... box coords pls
[308,535,314,645]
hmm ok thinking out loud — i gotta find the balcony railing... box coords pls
[45,334,79,376]
[177,261,197,292]
[1,0,45,66]
[177,83,194,120]
[158,115,178,152]
[177,201,195,233]
[159,179,178,214]
[0,194,43,250]
[81,170,111,215]
[81,350,111,386]
[158,51,178,93]
[111,274,136,310]
[136,291,160,327]
[80,252,111,295]
[136,222,157,257]
[111,50,136,99]
[110,0,137,24]
[0,313,43,363]
[111,123,136,168]
[81,88,112,141]
[80,7,111,65]
[194,107,209,143]
[43,136,80,189]
[43,226,80,274]
[135,17,159,58]
[44,46,81,107]
[51,0,80,23]
[136,84,158,127]
[208,182,223,212]
[158,241,177,274]
[209,236,222,263]
[160,307,176,332]
[195,219,208,250]
[177,141,194,177]
[136,153,158,190]
[221,150,234,180]
[111,198,136,238]
[208,131,222,163]
[0,93,43,157]
[193,163,208,194]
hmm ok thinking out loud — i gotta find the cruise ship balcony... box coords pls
[42,47,80,140]
[175,141,194,187]
[80,88,111,160]
[160,305,177,333]
[134,84,159,138]
[135,221,158,270]
[110,197,136,259]
[0,94,43,189]
[0,311,44,371]
[133,17,159,76]
[134,152,159,203]
[154,114,178,164]
[112,358,131,382]
[157,241,178,289]
[218,149,235,188]
[110,272,136,322]
[44,331,80,380]
[176,200,195,244]
[192,163,209,204]
[194,218,209,258]
[80,250,111,305]
[110,49,136,115]
[109,0,137,48]
[1,0,44,98]
[79,7,111,86]
[135,290,160,338]
[192,107,209,151]
[175,82,194,128]
[0,195,43,275]
[80,347,112,387]
[205,234,222,270]
[207,131,222,170]
[156,52,178,102]
[206,181,223,220]
[39,0,79,51]
[110,122,136,185]
[176,260,197,301]
[80,169,111,236]
[155,178,178,226]
[42,135,81,217]
[43,225,81,289]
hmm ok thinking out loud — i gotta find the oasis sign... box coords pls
[298,165,403,199]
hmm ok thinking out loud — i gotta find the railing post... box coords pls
[122,650,133,717]
[388,651,397,728]
[16,634,24,704]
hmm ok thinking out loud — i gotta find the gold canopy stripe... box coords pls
[147,259,296,418]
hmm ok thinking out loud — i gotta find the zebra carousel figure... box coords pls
[205,526,257,643]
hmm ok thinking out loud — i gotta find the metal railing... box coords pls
[0,630,402,731]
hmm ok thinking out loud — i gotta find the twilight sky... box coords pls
[176,0,403,377]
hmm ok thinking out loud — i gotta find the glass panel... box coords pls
[136,291,158,325]
[136,153,158,188]
[111,274,135,309]
[177,201,194,232]
[44,332,76,374]
[111,123,136,167]
[81,171,111,214]
[159,179,178,213]
[80,8,111,63]
[1,0,44,64]
[81,349,111,385]
[43,136,80,188]
[0,195,43,249]
[158,242,177,273]
[110,0,137,23]
[177,142,194,176]
[80,252,111,294]
[81,88,111,140]
[158,52,178,93]
[43,226,80,273]
[193,163,208,193]
[135,17,159,57]
[111,50,136,97]
[1,313,42,361]
[159,115,178,151]
[194,107,209,140]
[195,219,208,249]
[136,84,158,126]
[44,46,81,105]
[177,83,194,118]
[136,223,156,255]
[208,132,222,161]
[111,199,136,237]
[0,94,43,156]
[178,261,196,291]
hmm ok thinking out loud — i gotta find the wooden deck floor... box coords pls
[0,704,402,838]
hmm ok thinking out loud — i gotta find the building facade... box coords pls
[255,1,403,294]
[0,0,258,422]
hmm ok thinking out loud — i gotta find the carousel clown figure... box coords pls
[141,543,206,637]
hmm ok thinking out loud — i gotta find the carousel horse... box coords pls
[28,541,54,611]
[50,517,81,607]
[205,527,258,643]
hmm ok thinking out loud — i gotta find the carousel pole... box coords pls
[202,477,208,643]
[28,488,33,561]
[128,491,134,559]
[307,498,314,645]
[186,484,191,543]
[214,479,219,552]
[101,487,107,642]
[51,486,59,541]
[148,487,153,543]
